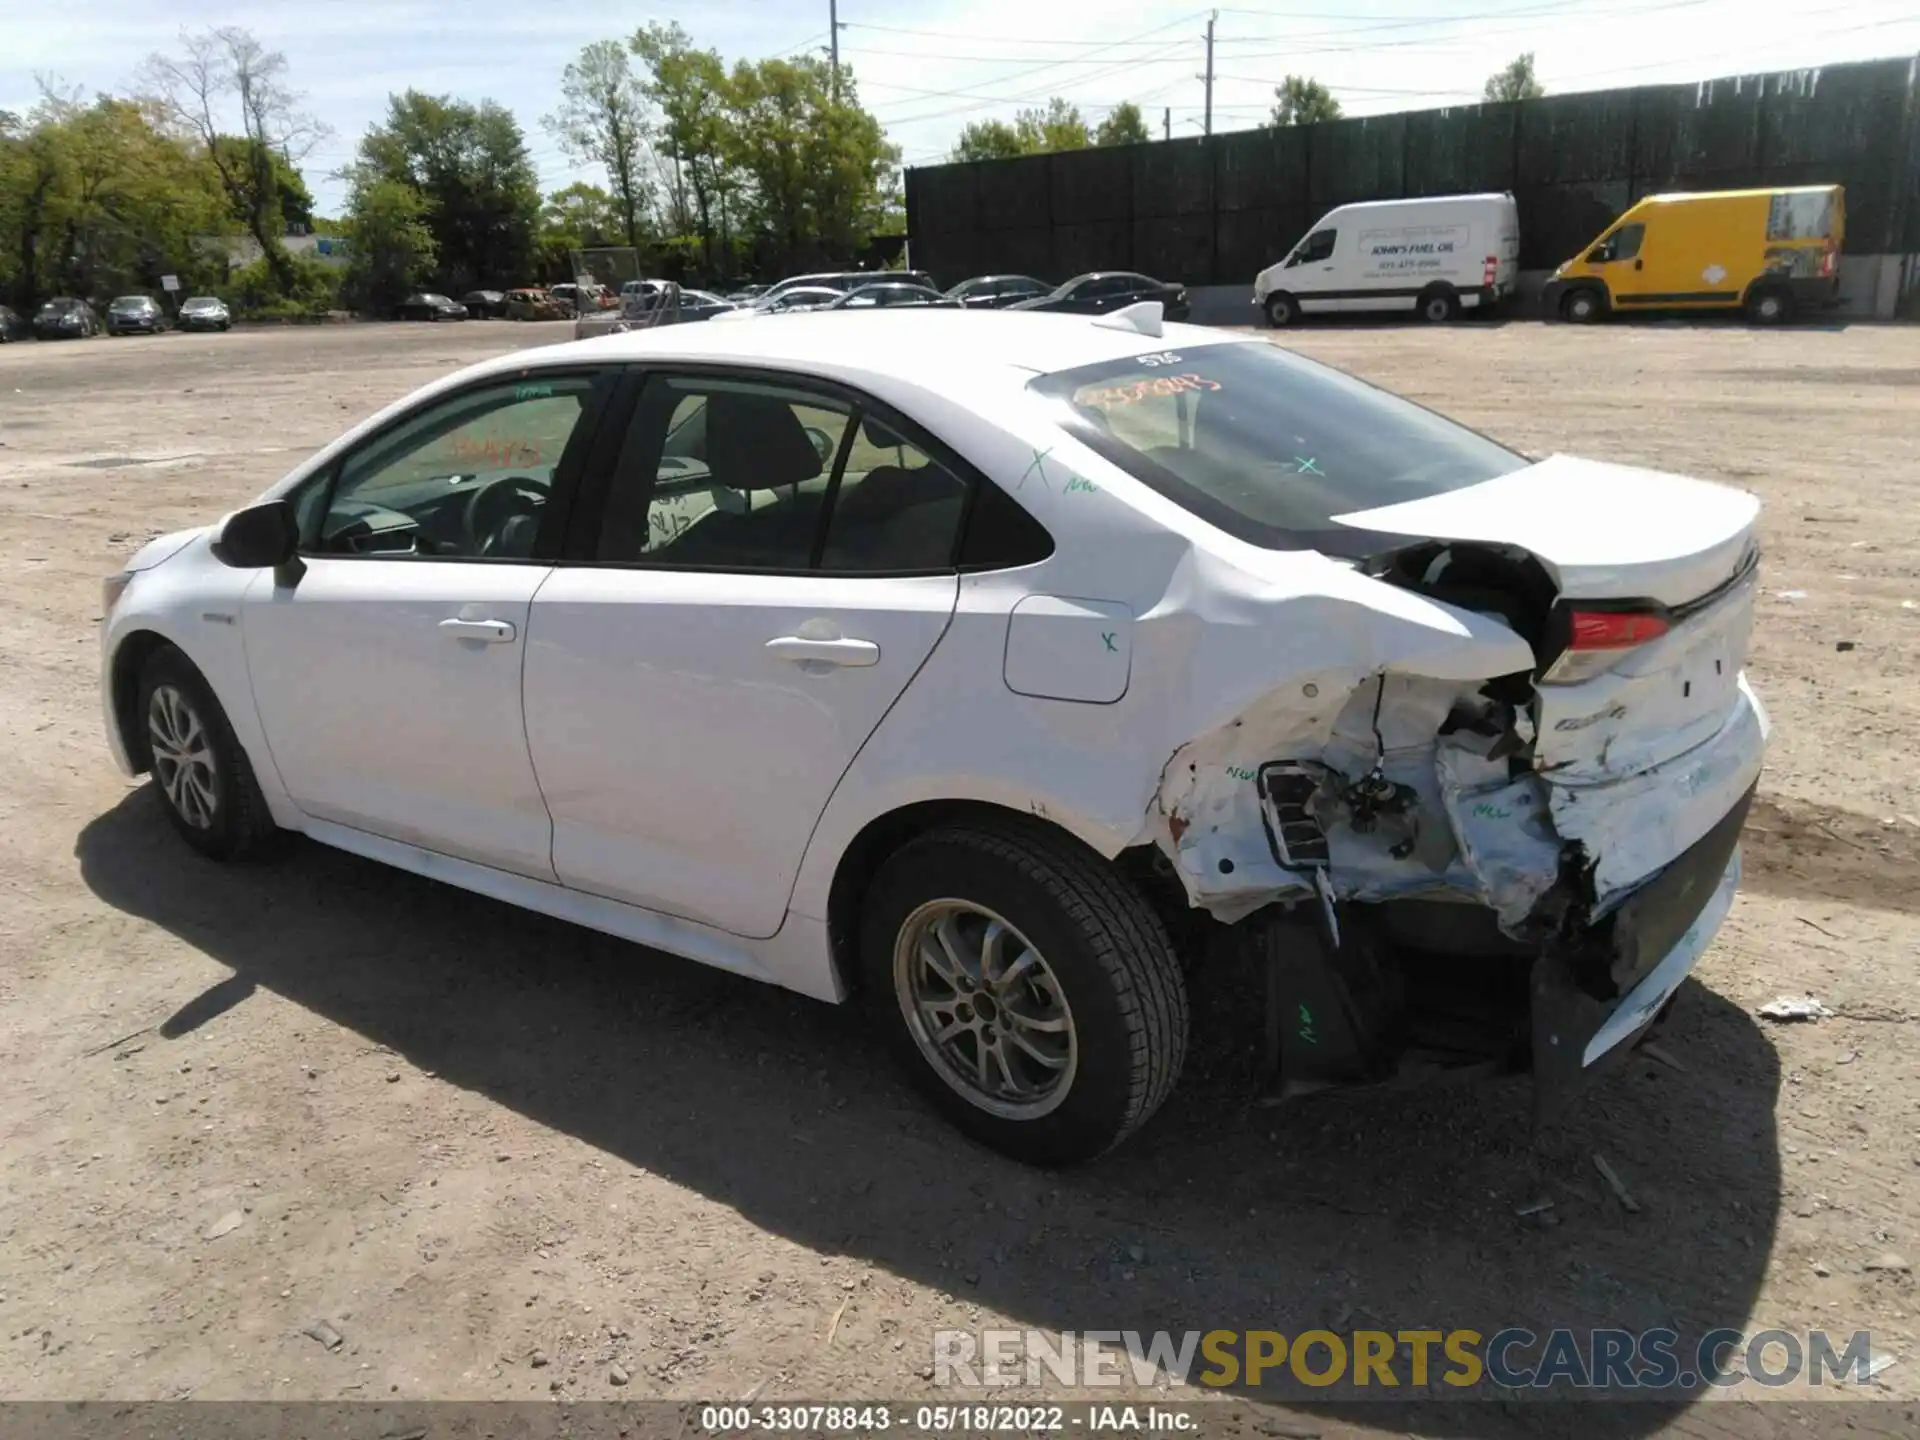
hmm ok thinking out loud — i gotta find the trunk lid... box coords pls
[1337,455,1765,906]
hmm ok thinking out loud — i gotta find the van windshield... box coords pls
[1027,341,1528,556]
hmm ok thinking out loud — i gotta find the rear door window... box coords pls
[1028,341,1527,557]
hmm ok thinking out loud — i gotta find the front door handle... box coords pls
[439,617,517,643]
[764,635,880,668]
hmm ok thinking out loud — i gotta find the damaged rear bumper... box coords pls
[1532,784,1751,1119]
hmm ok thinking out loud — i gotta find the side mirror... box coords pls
[212,499,300,572]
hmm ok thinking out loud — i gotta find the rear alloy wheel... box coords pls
[1561,288,1605,324]
[1264,291,1299,328]
[860,822,1189,1166]
[136,645,281,861]
[1418,286,1461,323]
[1745,287,1793,326]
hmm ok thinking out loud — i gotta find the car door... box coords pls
[522,370,971,938]
[243,370,614,880]
[1282,228,1341,312]
[1585,220,1649,305]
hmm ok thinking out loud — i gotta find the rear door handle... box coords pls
[764,635,880,667]
[439,617,517,643]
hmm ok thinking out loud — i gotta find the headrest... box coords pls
[703,390,824,489]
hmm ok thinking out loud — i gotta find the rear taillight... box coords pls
[1542,609,1671,684]
[1483,254,1498,286]
[1820,244,1837,278]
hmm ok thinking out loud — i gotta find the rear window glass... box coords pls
[1027,341,1527,556]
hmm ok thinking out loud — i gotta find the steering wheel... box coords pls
[464,475,548,556]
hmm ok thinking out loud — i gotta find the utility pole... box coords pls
[1202,11,1217,138]
[829,0,841,98]
[1163,106,1171,141]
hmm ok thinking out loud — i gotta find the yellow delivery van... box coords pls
[1543,184,1843,325]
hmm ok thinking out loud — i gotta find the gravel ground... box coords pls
[0,319,1916,1438]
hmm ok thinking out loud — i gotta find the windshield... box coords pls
[39,300,81,316]
[184,297,220,309]
[1028,341,1528,557]
[111,297,150,311]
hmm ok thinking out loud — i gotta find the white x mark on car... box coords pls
[101,306,1766,1165]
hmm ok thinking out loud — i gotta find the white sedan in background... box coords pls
[100,306,1765,1165]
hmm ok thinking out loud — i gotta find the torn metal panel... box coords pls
[1533,571,1758,783]
[1547,676,1769,913]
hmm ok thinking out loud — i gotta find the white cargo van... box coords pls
[1254,192,1521,326]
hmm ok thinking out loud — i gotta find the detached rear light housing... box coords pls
[1541,607,1672,684]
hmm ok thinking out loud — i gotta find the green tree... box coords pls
[1094,101,1151,148]
[1268,75,1343,127]
[210,135,313,230]
[725,55,898,276]
[950,118,1027,163]
[544,40,650,249]
[352,91,540,291]
[142,27,325,292]
[0,87,226,307]
[631,22,733,266]
[537,181,621,274]
[1015,97,1089,153]
[1485,52,1546,102]
[342,175,436,313]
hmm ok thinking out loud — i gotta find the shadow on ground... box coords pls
[78,790,1785,1436]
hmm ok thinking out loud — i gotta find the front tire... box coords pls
[1560,287,1606,323]
[136,645,280,861]
[859,822,1189,1166]
[1264,291,1299,328]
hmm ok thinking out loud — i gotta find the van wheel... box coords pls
[858,821,1190,1167]
[1560,287,1606,324]
[1264,291,1299,328]
[1745,286,1793,325]
[1417,286,1461,323]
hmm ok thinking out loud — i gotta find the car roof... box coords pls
[499,309,1254,388]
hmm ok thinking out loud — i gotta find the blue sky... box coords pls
[8,0,1919,216]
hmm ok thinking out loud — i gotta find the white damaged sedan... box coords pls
[100,306,1765,1165]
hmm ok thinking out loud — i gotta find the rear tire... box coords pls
[1417,285,1461,323]
[135,645,281,862]
[1560,287,1606,324]
[858,821,1189,1167]
[1264,291,1299,328]
[1745,285,1793,325]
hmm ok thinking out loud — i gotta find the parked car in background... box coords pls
[1255,192,1521,327]
[725,284,768,304]
[947,274,1050,309]
[825,283,958,310]
[177,296,231,332]
[1544,184,1844,325]
[676,289,739,322]
[100,310,1767,1166]
[760,286,844,314]
[105,295,168,336]
[396,293,469,322]
[461,290,507,319]
[33,297,101,339]
[1010,272,1189,321]
[0,304,31,342]
[759,270,937,305]
[505,289,569,321]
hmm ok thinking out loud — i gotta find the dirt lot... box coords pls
[1,319,1916,1435]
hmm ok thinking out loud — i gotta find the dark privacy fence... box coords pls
[905,55,1920,287]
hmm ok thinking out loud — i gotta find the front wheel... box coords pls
[136,645,281,861]
[859,822,1190,1166]
[1560,287,1606,323]
[1263,291,1299,328]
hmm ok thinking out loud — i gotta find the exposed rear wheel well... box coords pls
[825,799,1120,996]
[110,629,174,773]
